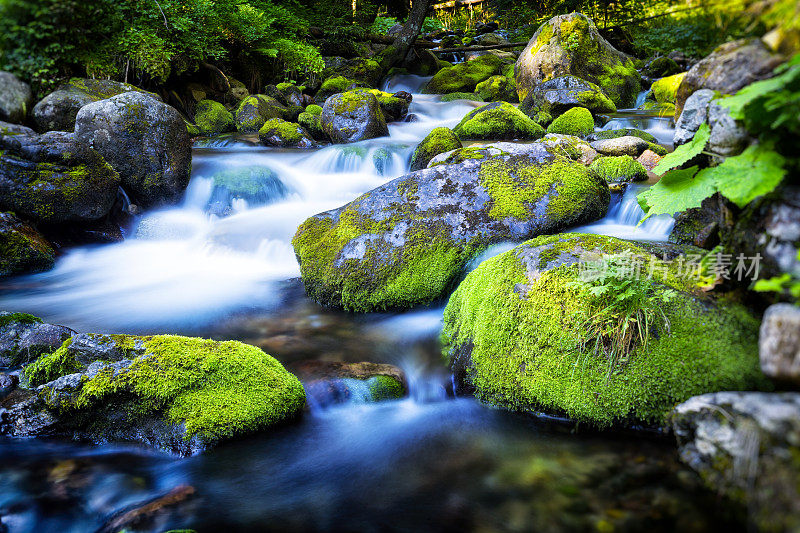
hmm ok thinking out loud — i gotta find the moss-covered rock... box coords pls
[0,312,72,368]
[589,155,648,183]
[193,99,235,136]
[650,72,686,104]
[258,118,315,148]
[0,212,55,277]
[643,56,682,78]
[539,133,598,163]
[321,91,389,143]
[515,13,640,107]
[545,106,594,137]
[0,131,120,223]
[443,233,766,427]
[234,95,287,133]
[298,111,328,142]
[474,75,518,102]
[276,82,304,106]
[587,127,657,144]
[292,142,609,312]
[409,127,463,171]
[315,75,368,104]
[520,75,616,117]
[291,361,407,407]
[32,78,158,132]
[453,102,545,141]
[423,55,504,94]
[14,333,306,455]
[305,104,323,116]
[350,88,409,122]
[440,92,483,102]
[320,57,383,88]
[0,72,33,125]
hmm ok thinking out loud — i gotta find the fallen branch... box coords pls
[430,0,484,10]
[431,41,528,53]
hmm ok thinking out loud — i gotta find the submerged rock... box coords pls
[453,101,544,141]
[0,313,73,368]
[515,13,640,107]
[0,72,33,124]
[0,131,120,223]
[0,213,55,277]
[3,334,306,456]
[672,391,800,531]
[321,91,389,143]
[292,142,609,312]
[759,303,800,385]
[206,166,289,213]
[520,75,616,117]
[443,233,766,427]
[291,360,407,408]
[75,92,192,208]
[423,55,503,94]
[409,127,462,171]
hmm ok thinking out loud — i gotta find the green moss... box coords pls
[235,95,286,133]
[258,118,311,147]
[319,76,358,95]
[0,312,42,328]
[305,104,323,116]
[366,375,405,401]
[474,75,518,103]
[453,102,545,141]
[0,217,55,276]
[591,128,657,144]
[589,155,648,183]
[194,99,235,135]
[423,55,503,94]
[298,111,326,140]
[651,72,686,104]
[440,92,483,102]
[442,233,767,427]
[575,88,616,113]
[546,107,594,137]
[410,127,462,171]
[29,334,306,443]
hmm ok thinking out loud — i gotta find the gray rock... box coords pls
[520,75,616,117]
[672,391,800,531]
[321,91,389,143]
[291,360,407,408]
[0,313,73,368]
[760,304,800,384]
[0,131,120,223]
[75,92,192,207]
[707,100,750,156]
[0,212,55,277]
[0,72,33,124]
[674,89,715,146]
[0,121,35,136]
[590,135,649,156]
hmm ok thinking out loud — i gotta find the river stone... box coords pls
[0,313,73,368]
[0,121,35,136]
[292,142,610,312]
[321,91,389,143]
[0,72,33,124]
[515,13,640,107]
[673,89,716,146]
[75,92,192,208]
[707,100,750,156]
[32,78,158,133]
[423,54,504,94]
[675,38,785,119]
[759,304,800,384]
[234,95,287,133]
[672,391,800,532]
[590,135,648,156]
[0,213,55,277]
[193,99,235,136]
[0,131,120,223]
[587,127,658,144]
[409,127,462,171]
[520,75,616,117]
[443,233,765,427]
[453,101,545,141]
[291,361,407,407]
[474,75,518,103]
[258,119,315,148]
[2,333,306,456]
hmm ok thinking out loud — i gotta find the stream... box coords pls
[0,77,742,532]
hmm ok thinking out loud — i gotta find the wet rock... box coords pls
[315,75,368,104]
[410,127,462,171]
[32,78,158,132]
[474,75,518,103]
[453,101,544,141]
[520,75,616,117]
[636,149,663,172]
[75,92,192,207]
[589,155,647,183]
[321,91,389,143]
[515,13,640,107]
[0,72,33,124]
[0,121,35,136]
[760,304,800,385]
[97,484,197,533]
[643,56,682,78]
[707,100,750,156]
[590,135,649,156]
[0,212,55,277]
[673,89,716,146]
[444,233,765,427]
[0,131,120,223]
[193,99,235,136]
[587,127,657,144]
[276,82,304,107]
[400,47,440,76]
[0,313,74,368]
[258,119,315,148]
[234,94,287,133]
[348,88,408,122]
[320,57,383,87]
[675,38,784,119]
[292,142,609,311]
[672,391,800,532]
[298,106,328,142]
[423,54,503,94]
[539,133,598,165]
[292,360,407,407]
[3,334,306,456]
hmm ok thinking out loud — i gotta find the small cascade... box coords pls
[634,89,650,108]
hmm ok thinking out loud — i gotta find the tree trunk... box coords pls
[376,0,433,75]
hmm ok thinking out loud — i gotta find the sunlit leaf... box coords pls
[637,165,717,217]
[652,122,710,175]
[698,142,786,208]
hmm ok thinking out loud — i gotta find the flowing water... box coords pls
[0,77,741,532]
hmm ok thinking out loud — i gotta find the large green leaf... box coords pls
[652,122,711,175]
[697,142,787,208]
[637,165,717,219]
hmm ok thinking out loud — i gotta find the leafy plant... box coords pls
[754,250,800,303]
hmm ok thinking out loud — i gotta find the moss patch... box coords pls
[194,99,235,136]
[424,55,504,94]
[589,155,648,183]
[410,127,462,171]
[546,107,594,137]
[651,72,686,104]
[453,102,544,141]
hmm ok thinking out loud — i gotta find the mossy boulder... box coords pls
[546,106,594,137]
[643,56,682,78]
[520,75,616,117]
[409,127,462,171]
[234,95,287,133]
[7,334,306,455]
[453,102,545,141]
[275,82,304,106]
[350,88,409,122]
[0,212,55,277]
[298,111,328,142]
[443,233,766,427]
[193,99,235,136]
[315,76,368,104]
[650,72,686,104]
[589,155,648,183]
[540,133,598,163]
[321,91,389,143]
[474,75,518,103]
[440,92,483,102]
[292,142,609,312]
[75,92,191,208]
[0,131,120,223]
[258,118,315,148]
[515,13,640,107]
[587,127,657,144]
[0,312,72,368]
[32,78,158,133]
[320,57,383,87]
[423,55,504,94]
[0,72,33,125]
